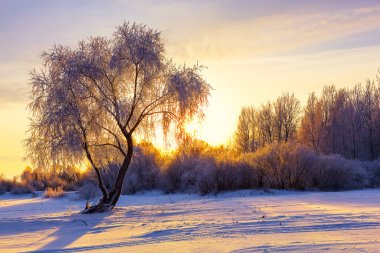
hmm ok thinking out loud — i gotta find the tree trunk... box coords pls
[82,134,134,214]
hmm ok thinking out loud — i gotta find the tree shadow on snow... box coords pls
[24,211,113,252]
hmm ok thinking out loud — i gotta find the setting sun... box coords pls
[184,119,203,138]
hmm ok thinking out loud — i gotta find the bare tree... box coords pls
[25,22,211,213]
[319,85,337,154]
[299,81,380,161]
[362,80,379,160]
[273,92,301,142]
[347,85,363,159]
[300,92,323,152]
[234,106,257,152]
[257,102,275,146]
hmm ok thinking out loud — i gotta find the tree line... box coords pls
[2,139,379,198]
[234,79,380,161]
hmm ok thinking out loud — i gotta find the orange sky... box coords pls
[1,0,380,177]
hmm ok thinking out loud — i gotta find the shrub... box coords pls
[0,183,6,195]
[361,160,380,187]
[10,182,34,194]
[77,181,101,201]
[20,166,84,191]
[5,141,376,197]
[80,143,164,195]
[252,142,316,189]
[195,165,217,195]
[163,153,220,194]
[163,150,257,194]
[44,186,66,198]
[163,154,200,193]
[215,161,256,191]
[312,155,368,190]
[122,145,162,195]
[0,174,13,194]
[163,139,236,194]
[248,142,369,191]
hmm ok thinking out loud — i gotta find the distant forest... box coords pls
[234,81,380,161]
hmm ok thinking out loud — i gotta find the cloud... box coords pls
[0,61,32,109]
[0,85,29,109]
[1,0,379,108]
[166,3,380,63]
[2,0,380,64]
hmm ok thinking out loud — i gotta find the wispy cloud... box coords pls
[1,0,379,106]
[166,3,380,62]
[0,62,31,109]
[0,85,28,109]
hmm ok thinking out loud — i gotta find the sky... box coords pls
[1,0,380,177]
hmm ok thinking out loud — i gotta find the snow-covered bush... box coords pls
[5,140,375,197]
[162,139,212,193]
[163,146,256,194]
[0,174,13,194]
[0,183,6,195]
[163,154,200,193]
[20,167,47,190]
[44,186,66,198]
[361,160,380,187]
[251,142,316,189]
[164,139,239,194]
[77,181,101,200]
[123,145,162,195]
[10,182,34,195]
[20,166,83,191]
[248,142,368,190]
[195,159,218,195]
[215,161,255,191]
[82,142,163,195]
[311,154,368,190]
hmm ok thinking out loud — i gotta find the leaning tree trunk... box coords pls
[82,134,134,214]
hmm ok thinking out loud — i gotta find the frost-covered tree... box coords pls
[251,93,300,147]
[273,92,301,142]
[234,106,257,152]
[25,22,211,213]
[299,92,323,153]
[362,80,380,160]
[256,102,274,146]
[319,85,337,154]
[299,81,380,160]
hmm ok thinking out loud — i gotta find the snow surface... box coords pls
[0,189,379,252]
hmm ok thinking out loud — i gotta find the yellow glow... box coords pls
[0,105,29,178]
[184,118,202,138]
[77,162,89,174]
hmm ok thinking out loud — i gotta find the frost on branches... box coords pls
[25,22,211,213]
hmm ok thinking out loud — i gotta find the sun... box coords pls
[77,162,90,174]
[184,118,203,138]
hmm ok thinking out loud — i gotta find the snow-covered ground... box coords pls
[0,189,379,252]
